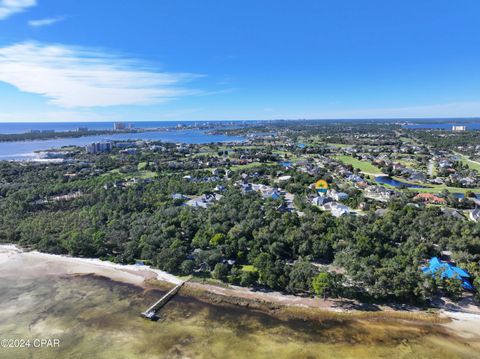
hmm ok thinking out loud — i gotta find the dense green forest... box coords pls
[0,152,479,305]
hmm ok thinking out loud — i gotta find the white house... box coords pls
[470,208,480,222]
[364,186,393,202]
[327,189,349,201]
[311,196,332,207]
[322,202,349,217]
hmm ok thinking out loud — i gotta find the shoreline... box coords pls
[0,244,181,286]
[1,244,479,340]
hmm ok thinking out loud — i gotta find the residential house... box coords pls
[347,174,363,182]
[327,189,349,201]
[355,180,368,189]
[364,185,394,202]
[322,202,350,217]
[277,175,292,182]
[185,193,222,208]
[413,193,447,204]
[172,193,189,200]
[311,196,332,207]
[409,172,427,183]
[470,208,480,222]
[460,177,476,187]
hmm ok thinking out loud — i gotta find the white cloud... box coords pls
[28,16,64,27]
[0,0,36,20]
[0,42,202,107]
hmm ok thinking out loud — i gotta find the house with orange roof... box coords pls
[413,193,446,204]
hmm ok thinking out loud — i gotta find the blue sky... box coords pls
[0,0,480,122]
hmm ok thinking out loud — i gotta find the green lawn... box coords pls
[190,151,217,158]
[327,143,351,148]
[101,168,121,177]
[137,170,157,179]
[393,158,415,168]
[461,158,480,172]
[272,150,302,161]
[218,145,259,151]
[452,152,480,173]
[389,176,480,194]
[241,265,257,272]
[399,136,414,143]
[412,185,480,194]
[333,155,383,174]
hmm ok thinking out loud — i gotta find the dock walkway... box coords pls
[141,281,185,319]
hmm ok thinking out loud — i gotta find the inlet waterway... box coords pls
[0,129,245,161]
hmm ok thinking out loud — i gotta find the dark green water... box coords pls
[0,270,478,358]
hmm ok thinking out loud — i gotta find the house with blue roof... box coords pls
[280,161,293,168]
[422,257,474,290]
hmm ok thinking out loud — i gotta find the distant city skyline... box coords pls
[1,1,480,122]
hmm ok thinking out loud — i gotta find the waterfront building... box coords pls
[85,142,112,154]
[114,122,126,130]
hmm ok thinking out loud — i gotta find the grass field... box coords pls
[399,136,415,143]
[272,150,302,161]
[327,143,351,148]
[461,158,480,172]
[451,152,480,173]
[241,265,257,272]
[393,158,415,168]
[137,170,157,179]
[218,145,259,151]
[388,176,480,194]
[333,155,383,174]
[412,185,480,194]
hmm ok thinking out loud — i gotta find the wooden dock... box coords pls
[141,281,185,320]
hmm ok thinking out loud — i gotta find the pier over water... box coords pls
[142,281,185,320]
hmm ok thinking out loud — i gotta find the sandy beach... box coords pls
[1,244,479,342]
[441,311,480,340]
[0,244,181,286]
